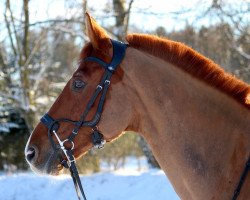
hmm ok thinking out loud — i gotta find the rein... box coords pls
[39,38,249,200]
[232,157,250,200]
[40,39,127,200]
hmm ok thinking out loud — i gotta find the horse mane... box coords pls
[126,34,250,109]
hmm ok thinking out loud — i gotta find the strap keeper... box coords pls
[61,159,69,168]
[72,129,78,135]
[67,150,76,163]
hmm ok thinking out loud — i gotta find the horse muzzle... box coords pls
[25,144,63,175]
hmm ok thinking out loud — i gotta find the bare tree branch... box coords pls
[28,18,84,27]
[0,91,22,104]
[0,50,7,69]
[124,0,134,35]
[23,29,48,69]
[234,46,250,60]
[23,0,30,61]
[81,0,88,32]
[4,0,17,57]
[52,25,87,40]
[7,0,22,57]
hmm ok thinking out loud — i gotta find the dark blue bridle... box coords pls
[40,39,128,200]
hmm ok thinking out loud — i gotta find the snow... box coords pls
[0,169,180,200]
[0,122,19,133]
[0,157,180,200]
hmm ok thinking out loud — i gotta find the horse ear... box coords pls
[85,12,112,51]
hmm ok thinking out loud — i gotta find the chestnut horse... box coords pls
[25,13,250,200]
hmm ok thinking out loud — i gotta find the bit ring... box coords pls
[62,139,75,150]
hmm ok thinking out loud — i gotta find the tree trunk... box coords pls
[22,0,35,129]
[81,0,87,33]
[138,136,160,168]
[112,0,135,40]
[23,0,29,60]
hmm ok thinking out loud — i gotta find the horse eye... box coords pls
[73,79,86,90]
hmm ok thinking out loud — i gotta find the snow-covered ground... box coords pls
[0,157,180,200]
[0,169,180,200]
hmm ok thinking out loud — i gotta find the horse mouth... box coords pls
[29,149,64,176]
[44,150,64,175]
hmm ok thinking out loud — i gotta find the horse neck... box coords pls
[122,47,250,200]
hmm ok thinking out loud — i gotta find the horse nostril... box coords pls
[26,146,37,163]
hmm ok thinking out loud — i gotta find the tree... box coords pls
[9,0,250,171]
[0,0,85,169]
[0,107,29,171]
[111,0,161,168]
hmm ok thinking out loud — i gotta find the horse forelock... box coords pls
[126,34,250,110]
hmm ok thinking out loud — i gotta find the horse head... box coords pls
[25,13,134,175]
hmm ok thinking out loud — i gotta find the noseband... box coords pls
[40,39,128,200]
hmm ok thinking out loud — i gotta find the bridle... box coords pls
[40,39,127,200]
[39,38,249,200]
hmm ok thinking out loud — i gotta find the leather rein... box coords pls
[39,39,249,200]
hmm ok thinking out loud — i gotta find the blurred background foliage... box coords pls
[77,132,144,173]
[0,0,249,173]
